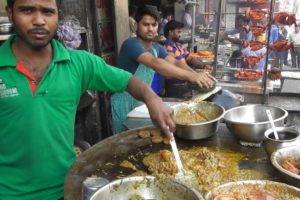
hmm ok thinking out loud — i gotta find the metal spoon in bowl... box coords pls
[266,110,279,140]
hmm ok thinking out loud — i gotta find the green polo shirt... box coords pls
[0,35,131,200]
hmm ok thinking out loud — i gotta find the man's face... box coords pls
[170,28,182,42]
[7,0,59,49]
[136,15,158,42]
[166,15,172,21]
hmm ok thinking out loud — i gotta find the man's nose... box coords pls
[32,12,46,25]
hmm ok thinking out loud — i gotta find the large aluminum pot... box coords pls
[224,104,288,142]
[173,101,225,140]
[264,126,300,157]
[271,146,300,187]
[89,176,204,200]
[205,180,300,200]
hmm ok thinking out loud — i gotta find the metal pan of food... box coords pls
[271,146,300,187]
[173,101,225,140]
[64,125,279,200]
[89,176,204,200]
[205,180,300,200]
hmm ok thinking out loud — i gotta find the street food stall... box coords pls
[64,0,300,199]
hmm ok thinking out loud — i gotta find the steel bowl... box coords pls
[173,101,225,140]
[0,23,12,34]
[271,146,300,187]
[224,104,288,142]
[89,176,204,200]
[264,127,300,157]
[205,180,300,200]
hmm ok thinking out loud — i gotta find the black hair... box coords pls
[236,15,249,24]
[135,5,159,23]
[164,20,184,38]
[129,5,138,17]
[163,11,172,18]
[6,0,14,9]
[185,4,192,12]
[6,0,60,9]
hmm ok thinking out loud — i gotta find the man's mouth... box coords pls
[29,29,49,39]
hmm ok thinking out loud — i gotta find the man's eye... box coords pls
[20,8,33,14]
[43,9,56,15]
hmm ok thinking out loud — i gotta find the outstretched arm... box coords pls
[137,52,214,88]
[126,76,175,139]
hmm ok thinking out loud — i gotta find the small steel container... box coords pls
[264,127,300,157]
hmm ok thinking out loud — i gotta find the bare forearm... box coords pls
[125,76,176,139]
[175,59,195,72]
[126,76,158,104]
[149,57,195,80]
[226,36,243,45]
[187,58,204,69]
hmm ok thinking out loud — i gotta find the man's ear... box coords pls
[6,6,13,22]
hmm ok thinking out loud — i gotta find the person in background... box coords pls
[164,20,212,70]
[1,0,175,199]
[209,11,225,32]
[223,15,253,50]
[195,6,207,28]
[112,5,215,134]
[158,11,172,36]
[289,25,300,68]
[279,25,289,66]
[222,15,253,67]
[163,20,213,97]
[182,4,193,30]
[129,5,138,37]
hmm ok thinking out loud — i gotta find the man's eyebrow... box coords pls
[17,5,57,13]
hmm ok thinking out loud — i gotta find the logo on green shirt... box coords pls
[0,79,19,98]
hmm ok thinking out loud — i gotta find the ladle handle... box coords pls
[170,138,184,173]
[266,110,279,140]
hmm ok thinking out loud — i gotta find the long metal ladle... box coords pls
[266,110,279,140]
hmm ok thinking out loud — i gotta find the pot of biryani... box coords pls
[89,176,204,200]
[173,101,225,140]
[205,180,300,200]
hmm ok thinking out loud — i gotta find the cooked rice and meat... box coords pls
[142,147,265,193]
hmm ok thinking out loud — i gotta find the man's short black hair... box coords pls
[135,5,159,23]
[6,0,60,9]
[6,0,14,9]
[129,5,138,17]
[164,20,184,38]
[236,15,249,23]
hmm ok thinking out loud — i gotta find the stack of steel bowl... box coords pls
[223,104,288,143]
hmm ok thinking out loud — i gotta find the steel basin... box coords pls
[224,104,288,142]
[264,127,300,157]
[89,176,204,200]
[271,146,300,187]
[205,180,300,199]
[173,101,225,140]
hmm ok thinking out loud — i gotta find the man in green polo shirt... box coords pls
[0,0,175,199]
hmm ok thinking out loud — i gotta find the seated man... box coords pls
[163,20,213,97]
